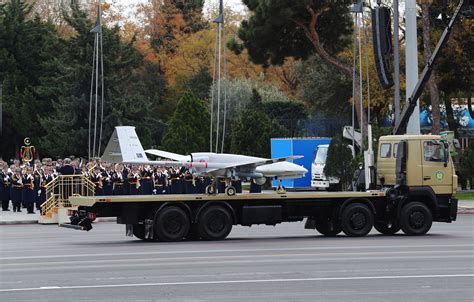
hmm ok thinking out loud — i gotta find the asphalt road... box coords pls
[1,216,473,302]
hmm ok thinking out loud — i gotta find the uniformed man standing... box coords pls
[10,167,23,212]
[153,167,167,194]
[22,166,36,214]
[90,167,104,196]
[127,165,141,195]
[38,166,54,210]
[102,165,113,196]
[184,170,196,194]
[112,164,125,195]
[1,164,11,211]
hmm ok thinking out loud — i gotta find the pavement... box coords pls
[0,216,473,301]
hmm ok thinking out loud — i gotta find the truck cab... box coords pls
[377,135,458,223]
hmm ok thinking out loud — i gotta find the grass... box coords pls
[455,192,474,201]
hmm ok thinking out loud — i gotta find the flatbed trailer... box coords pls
[68,187,457,241]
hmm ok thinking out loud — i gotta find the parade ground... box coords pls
[1,215,473,301]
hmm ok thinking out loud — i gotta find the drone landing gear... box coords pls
[276,179,286,194]
[224,185,236,196]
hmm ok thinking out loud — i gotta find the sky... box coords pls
[116,0,245,11]
[114,0,245,20]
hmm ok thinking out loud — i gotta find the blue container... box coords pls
[271,137,331,188]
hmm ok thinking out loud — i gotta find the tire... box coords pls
[154,206,190,242]
[205,185,216,195]
[132,224,147,240]
[341,203,374,237]
[185,224,201,241]
[399,202,433,236]
[225,186,236,196]
[197,205,233,241]
[374,222,400,235]
[315,218,342,236]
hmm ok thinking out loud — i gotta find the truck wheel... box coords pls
[399,202,432,236]
[185,224,201,241]
[374,222,400,235]
[315,218,342,236]
[132,224,146,240]
[341,203,374,237]
[198,205,233,241]
[154,206,190,242]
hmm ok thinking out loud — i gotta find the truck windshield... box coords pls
[314,146,328,164]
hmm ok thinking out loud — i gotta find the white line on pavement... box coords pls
[1,243,473,260]
[1,274,473,292]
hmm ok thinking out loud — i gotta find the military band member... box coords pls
[184,170,196,194]
[152,167,167,195]
[102,165,113,196]
[127,165,141,195]
[38,166,54,210]
[1,165,11,211]
[112,164,125,195]
[10,168,23,212]
[22,166,36,214]
[140,165,153,195]
[33,164,43,210]
[90,167,104,196]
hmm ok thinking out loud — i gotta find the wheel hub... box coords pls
[207,213,225,233]
[409,211,425,229]
[350,212,367,230]
[164,214,182,234]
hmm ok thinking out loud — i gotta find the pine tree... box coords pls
[160,90,210,154]
[324,135,356,190]
[230,89,272,157]
[0,0,65,158]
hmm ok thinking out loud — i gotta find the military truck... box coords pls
[67,133,457,241]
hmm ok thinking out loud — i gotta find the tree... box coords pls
[296,55,352,116]
[324,135,356,190]
[39,3,164,157]
[230,89,272,157]
[234,0,367,135]
[420,0,442,134]
[0,0,65,158]
[160,90,210,154]
[459,141,474,189]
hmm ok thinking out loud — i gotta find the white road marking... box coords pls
[0,249,470,267]
[1,274,473,292]
[1,244,473,261]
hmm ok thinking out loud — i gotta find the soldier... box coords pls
[22,166,36,214]
[90,167,104,196]
[33,164,43,210]
[140,165,153,195]
[10,167,23,212]
[1,164,11,211]
[38,166,54,210]
[102,165,113,196]
[127,165,141,195]
[112,164,125,195]
[183,170,196,194]
[152,167,167,195]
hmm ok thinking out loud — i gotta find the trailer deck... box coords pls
[70,191,387,207]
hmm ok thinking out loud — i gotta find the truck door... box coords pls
[421,140,452,194]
